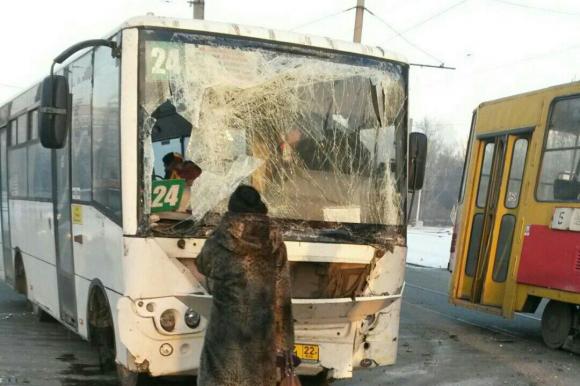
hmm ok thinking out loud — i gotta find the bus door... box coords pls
[53,130,77,329]
[460,132,530,307]
[0,128,11,285]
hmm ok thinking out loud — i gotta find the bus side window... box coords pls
[9,120,17,146]
[70,53,93,202]
[27,140,52,200]
[537,97,580,202]
[8,118,28,199]
[28,110,38,140]
[8,146,28,199]
[92,45,121,221]
[16,114,27,144]
[26,108,51,200]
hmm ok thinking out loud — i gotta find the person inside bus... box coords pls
[279,127,303,163]
[163,152,185,179]
[162,152,202,185]
[192,185,299,386]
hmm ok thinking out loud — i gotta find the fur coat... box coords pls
[196,212,294,386]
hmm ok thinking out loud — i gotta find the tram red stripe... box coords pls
[517,225,580,294]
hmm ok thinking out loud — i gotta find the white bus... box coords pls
[0,16,426,385]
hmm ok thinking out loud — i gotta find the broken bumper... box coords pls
[117,296,205,376]
[116,289,402,378]
[176,290,403,379]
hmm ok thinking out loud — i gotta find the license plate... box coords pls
[294,344,319,361]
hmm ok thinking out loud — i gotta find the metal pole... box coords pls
[353,0,365,43]
[415,190,422,226]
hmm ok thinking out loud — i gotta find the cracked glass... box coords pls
[138,30,408,239]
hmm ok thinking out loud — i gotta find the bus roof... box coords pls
[120,15,407,65]
[1,15,407,121]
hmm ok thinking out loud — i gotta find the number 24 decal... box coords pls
[151,180,185,212]
[151,47,181,75]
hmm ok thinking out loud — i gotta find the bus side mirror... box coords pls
[39,75,69,149]
[39,39,118,149]
[409,132,427,191]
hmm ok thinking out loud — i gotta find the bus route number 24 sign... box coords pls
[151,179,185,212]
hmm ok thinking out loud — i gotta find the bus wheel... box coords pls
[88,288,116,372]
[14,253,27,296]
[541,300,573,349]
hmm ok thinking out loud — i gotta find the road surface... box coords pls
[0,266,578,385]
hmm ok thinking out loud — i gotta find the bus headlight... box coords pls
[160,309,176,332]
[184,308,201,329]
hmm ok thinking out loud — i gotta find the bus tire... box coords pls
[87,286,116,372]
[14,252,27,296]
[541,300,573,349]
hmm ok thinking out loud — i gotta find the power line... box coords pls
[364,8,446,65]
[469,43,580,75]
[385,0,469,42]
[290,6,356,31]
[410,62,456,70]
[489,0,580,16]
[0,83,22,89]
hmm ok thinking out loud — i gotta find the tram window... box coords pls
[538,97,580,202]
[458,113,476,203]
[70,53,93,202]
[465,213,484,276]
[27,141,52,199]
[505,139,528,209]
[92,45,121,220]
[476,142,495,208]
[28,110,38,140]
[492,215,516,283]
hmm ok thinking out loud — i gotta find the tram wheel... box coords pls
[541,300,573,349]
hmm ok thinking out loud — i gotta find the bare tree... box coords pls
[410,118,466,227]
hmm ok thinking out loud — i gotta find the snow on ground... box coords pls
[406,226,452,269]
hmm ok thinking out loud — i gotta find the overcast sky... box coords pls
[1,0,580,144]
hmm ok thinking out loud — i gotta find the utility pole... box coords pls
[188,0,205,20]
[353,0,365,43]
[415,190,423,227]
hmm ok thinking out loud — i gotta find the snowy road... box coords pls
[1,266,578,386]
[335,266,579,386]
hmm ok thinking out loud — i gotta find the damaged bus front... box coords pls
[119,26,412,380]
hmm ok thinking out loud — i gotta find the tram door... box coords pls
[459,132,530,308]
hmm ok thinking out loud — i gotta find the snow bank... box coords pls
[406,226,452,269]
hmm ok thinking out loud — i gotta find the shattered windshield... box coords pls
[139,30,408,235]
